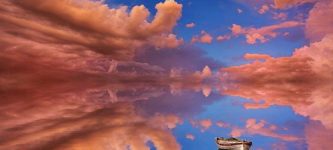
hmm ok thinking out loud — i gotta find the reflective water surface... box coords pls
[1,74,332,150]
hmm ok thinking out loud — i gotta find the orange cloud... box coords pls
[0,0,188,95]
[273,0,317,9]
[230,119,300,141]
[221,34,333,130]
[223,72,333,130]
[191,31,213,44]
[244,53,273,60]
[0,0,183,62]
[231,24,243,35]
[150,0,183,34]
[230,21,302,44]
[190,119,212,132]
[0,89,182,150]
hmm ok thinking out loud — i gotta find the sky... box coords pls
[105,0,311,66]
[0,0,333,150]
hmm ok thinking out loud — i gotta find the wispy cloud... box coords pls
[231,21,303,44]
[230,119,300,141]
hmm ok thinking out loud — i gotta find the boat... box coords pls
[215,137,252,150]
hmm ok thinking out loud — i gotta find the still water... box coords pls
[1,78,332,150]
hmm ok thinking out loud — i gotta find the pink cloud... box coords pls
[294,35,333,79]
[221,34,333,130]
[230,128,243,137]
[186,134,195,140]
[305,0,333,41]
[153,34,184,49]
[231,24,243,35]
[0,0,183,62]
[216,121,229,128]
[220,1,333,148]
[149,114,183,129]
[186,22,195,28]
[230,119,300,141]
[0,95,182,150]
[258,4,270,14]
[271,142,288,150]
[305,121,333,150]
[244,53,272,60]
[216,35,231,42]
[230,21,302,44]
[0,0,189,96]
[201,65,212,78]
[273,12,288,20]
[199,119,213,131]
[190,119,213,132]
[246,33,267,44]
[191,31,213,44]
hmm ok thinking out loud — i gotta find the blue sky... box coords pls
[106,0,310,66]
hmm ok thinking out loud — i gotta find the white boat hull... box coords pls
[218,144,251,150]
